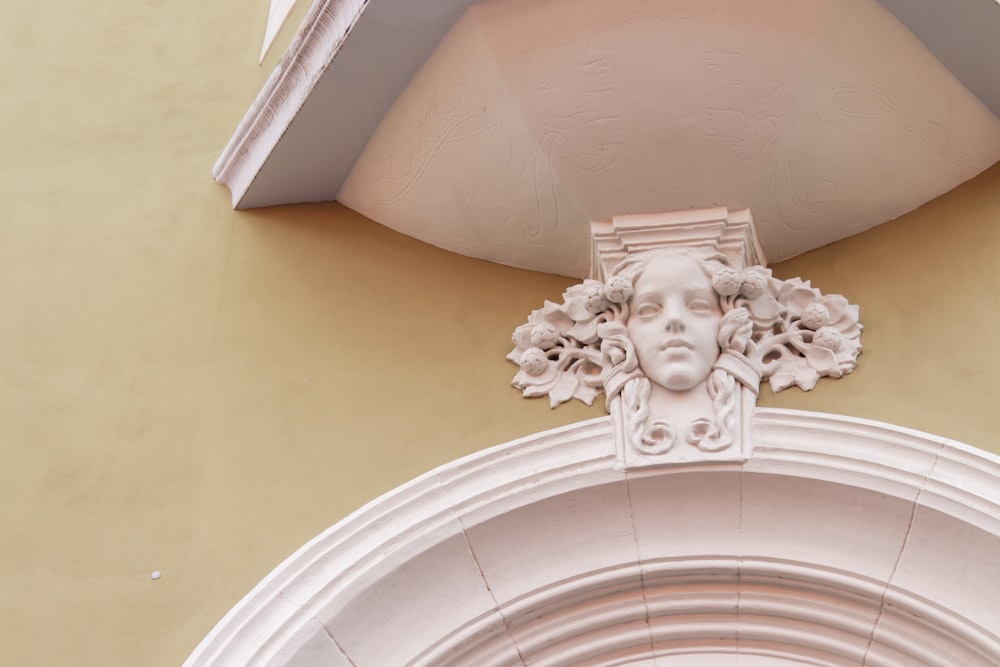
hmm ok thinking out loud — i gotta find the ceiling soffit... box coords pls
[216,0,1000,278]
[338,0,1000,277]
[878,0,1000,115]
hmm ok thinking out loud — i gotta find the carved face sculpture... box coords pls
[625,256,722,392]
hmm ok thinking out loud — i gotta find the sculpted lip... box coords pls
[660,339,694,351]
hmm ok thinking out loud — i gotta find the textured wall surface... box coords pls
[0,1,588,664]
[759,161,1000,451]
[2,0,999,665]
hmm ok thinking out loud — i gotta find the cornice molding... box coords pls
[212,0,367,206]
[185,410,1000,666]
[590,207,766,280]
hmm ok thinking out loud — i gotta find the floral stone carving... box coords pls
[509,244,862,467]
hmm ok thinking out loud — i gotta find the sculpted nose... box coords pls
[663,301,686,332]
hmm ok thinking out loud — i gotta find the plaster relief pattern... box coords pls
[338,0,1000,277]
[757,0,1000,260]
[337,11,591,273]
[470,0,815,224]
[508,209,862,468]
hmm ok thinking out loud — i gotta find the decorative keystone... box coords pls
[509,208,862,468]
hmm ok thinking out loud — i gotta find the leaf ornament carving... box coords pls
[508,264,862,406]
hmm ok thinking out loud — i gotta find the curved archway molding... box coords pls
[185,410,1000,666]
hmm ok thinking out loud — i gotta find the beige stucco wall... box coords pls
[2,0,999,664]
[759,161,1000,449]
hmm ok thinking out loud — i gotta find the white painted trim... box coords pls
[259,0,300,64]
[213,0,480,209]
[213,0,368,206]
[217,0,1000,216]
[185,411,1000,665]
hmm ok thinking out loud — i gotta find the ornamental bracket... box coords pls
[509,207,863,469]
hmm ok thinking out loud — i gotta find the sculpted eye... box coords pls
[635,303,660,317]
[688,299,717,313]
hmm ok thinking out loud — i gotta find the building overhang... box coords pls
[215,0,1000,277]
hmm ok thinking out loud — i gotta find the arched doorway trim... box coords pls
[186,410,1000,666]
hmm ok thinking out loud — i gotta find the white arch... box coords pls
[186,410,1000,666]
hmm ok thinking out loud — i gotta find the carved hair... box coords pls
[602,247,751,453]
[509,242,863,457]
